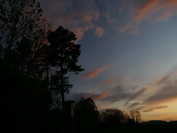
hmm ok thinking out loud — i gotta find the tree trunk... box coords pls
[60,55,65,109]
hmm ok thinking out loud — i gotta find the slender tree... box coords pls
[135,110,141,123]
[129,110,141,124]
[47,26,84,108]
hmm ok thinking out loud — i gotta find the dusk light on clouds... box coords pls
[81,65,111,79]
[39,0,177,121]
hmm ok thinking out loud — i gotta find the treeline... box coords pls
[100,108,141,127]
[74,98,141,133]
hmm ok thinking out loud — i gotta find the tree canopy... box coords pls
[74,98,100,133]
[0,0,50,78]
[100,108,141,127]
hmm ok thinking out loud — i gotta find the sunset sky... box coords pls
[39,0,177,121]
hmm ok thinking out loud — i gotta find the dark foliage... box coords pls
[0,0,52,132]
[74,98,100,133]
[0,65,51,132]
[100,108,125,127]
[47,26,84,108]
[100,109,140,128]
[0,0,50,78]
[0,0,85,132]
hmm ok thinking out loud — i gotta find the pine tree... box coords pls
[47,26,84,108]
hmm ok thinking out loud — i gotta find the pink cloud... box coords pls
[94,26,105,38]
[72,26,93,40]
[100,78,117,86]
[93,91,110,101]
[135,0,177,22]
[81,65,111,79]
[39,0,126,40]
[135,0,159,21]
[39,0,101,40]
[120,0,177,34]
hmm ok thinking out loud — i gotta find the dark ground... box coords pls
[93,122,177,133]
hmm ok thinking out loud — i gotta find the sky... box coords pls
[39,0,177,121]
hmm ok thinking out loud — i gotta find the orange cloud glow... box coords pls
[81,65,111,79]
[135,0,158,21]
[120,0,177,34]
[93,91,110,101]
[135,0,177,22]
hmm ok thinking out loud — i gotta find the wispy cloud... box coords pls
[94,26,105,38]
[40,0,177,36]
[128,88,146,101]
[81,65,111,79]
[128,102,141,109]
[72,26,93,40]
[119,0,177,33]
[156,75,170,85]
[144,75,177,105]
[118,19,140,35]
[39,0,100,40]
[134,0,177,22]
[100,78,117,86]
[143,105,168,112]
[102,85,146,103]
[144,85,177,104]
[93,91,110,101]
[39,0,125,40]
[40,0,134,35]
[69,91,109,102]
[134,0,158,21]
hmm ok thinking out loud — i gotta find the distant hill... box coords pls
[169,121,177,123]
[141,120,167,124]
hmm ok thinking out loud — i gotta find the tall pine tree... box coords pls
[47,26,84,108]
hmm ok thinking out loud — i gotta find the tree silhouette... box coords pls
[0,0,52,132]
[0,0,50,77]
[129,110,141,124]
[0,65,51,132]
[100,108,141,127]
[50,72,72,108]
[74,98,100,133]
[47,26,84,108]
[101,108,125,127]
